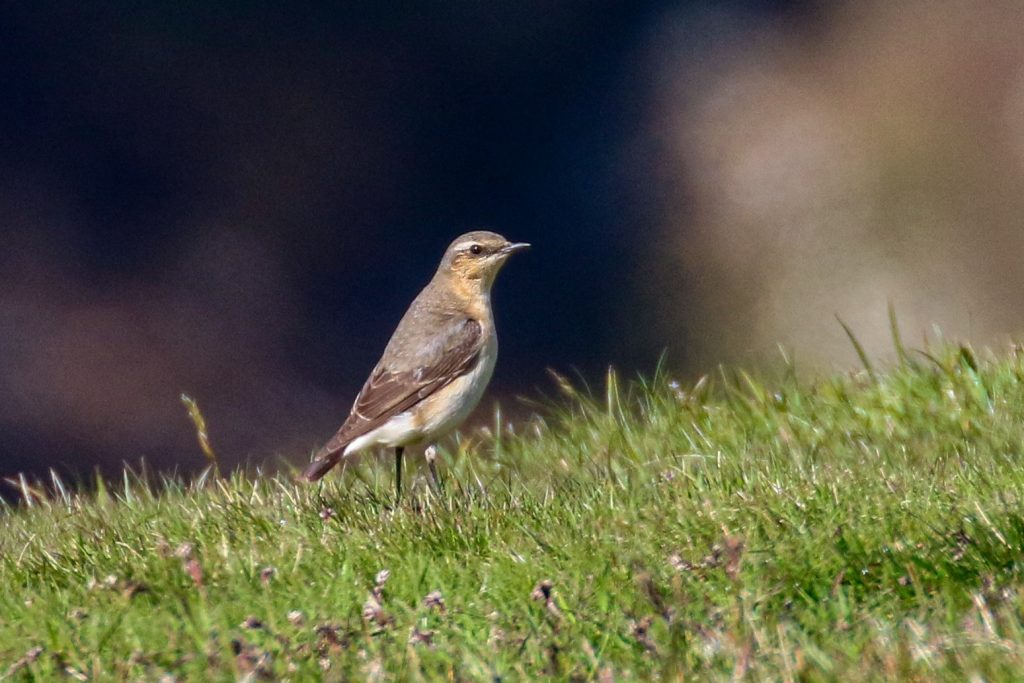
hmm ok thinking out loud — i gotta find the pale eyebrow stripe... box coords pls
[452,241,476,252]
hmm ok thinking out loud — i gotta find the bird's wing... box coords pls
[314,317,484,460]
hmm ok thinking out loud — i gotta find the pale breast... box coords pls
[417,331,497,439]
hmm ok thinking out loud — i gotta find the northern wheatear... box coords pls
[302,231,529,496]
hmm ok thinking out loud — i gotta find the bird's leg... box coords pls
[425,445,444,493]
[394,447,404,501]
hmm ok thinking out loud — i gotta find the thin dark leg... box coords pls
[394,447,404,501]
[428,460,443,493]
[425,445,444,493]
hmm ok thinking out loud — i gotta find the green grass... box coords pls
[6,343,1024,680]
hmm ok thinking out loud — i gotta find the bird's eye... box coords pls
[469,244,482,255]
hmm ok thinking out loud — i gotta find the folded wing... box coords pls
[302,317,483,481]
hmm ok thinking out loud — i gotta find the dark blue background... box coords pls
[0,1,817,480]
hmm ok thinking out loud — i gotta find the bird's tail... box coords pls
[301,449,342,482]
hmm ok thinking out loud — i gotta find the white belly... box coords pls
[343,335,497,455]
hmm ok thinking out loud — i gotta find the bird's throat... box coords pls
[440,272,492,319]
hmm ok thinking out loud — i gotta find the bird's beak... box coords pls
[501,242,531,255]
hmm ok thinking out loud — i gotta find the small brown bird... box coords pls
[302,231,529,496]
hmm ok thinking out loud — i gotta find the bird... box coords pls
[301,230,529,497]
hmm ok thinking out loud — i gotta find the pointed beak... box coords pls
[501,242,531,255]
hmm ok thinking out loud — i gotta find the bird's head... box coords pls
[437,230,530,293]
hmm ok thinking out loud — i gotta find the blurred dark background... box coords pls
[4,1,1024,481]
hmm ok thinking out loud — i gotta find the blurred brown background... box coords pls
[2,1,1023,481]
[642,0,1024,371]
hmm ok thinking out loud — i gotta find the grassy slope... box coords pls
[5,345,1024,680]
